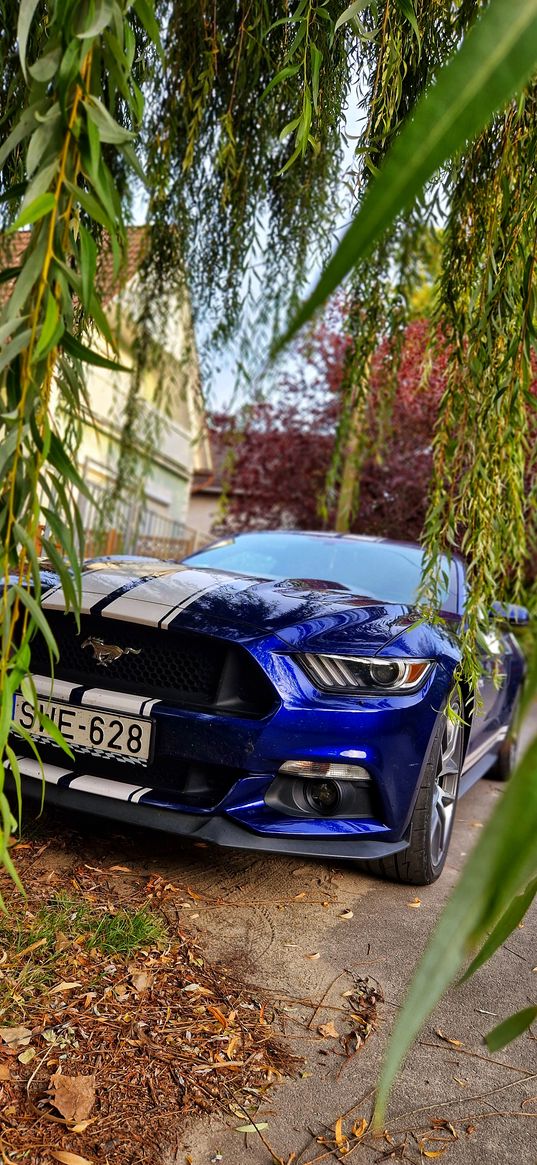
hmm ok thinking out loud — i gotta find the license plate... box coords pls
[13,696,153,765]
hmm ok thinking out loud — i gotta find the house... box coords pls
[3,228,212,559]
[187,426,229,537]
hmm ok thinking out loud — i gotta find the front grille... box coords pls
[30,612,276,716]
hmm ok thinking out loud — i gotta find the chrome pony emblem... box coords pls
[81,637,142,667]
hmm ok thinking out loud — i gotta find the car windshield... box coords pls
[183,533,456,609]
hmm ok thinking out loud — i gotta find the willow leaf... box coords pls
[9,193,55,232]
[17,0,41,80]
[61,330,130,372]
[12,585,59,661]
[279,0,537,348]
[374,732,537,1125]
[486,1006,537,1053]
[461,876,537,982]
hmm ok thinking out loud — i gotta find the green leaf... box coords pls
[394,0,421,52]
[33,292,62,362]
[26,103,62,175]
[79,223,97,311]
[0,426,23,481]
[41,537,79,615]
[0,100,47,171]
[38,712,75,760]
[486,1006,537,1052]
[1,228,47,322]
[120,141,147,185]
[13,521,42,594]
[84,96,134,144]
[278,0,537,349]
[29,46,62,82]
[65,179,113,232]
[461,876,537,982]
[0,328,33,375]
[334,0,370,33]
[76,0,116,38]
[310,44,322,113]
[61,330,131,372]
[17,0,41,80]
[57,38,83,114]
[47,430,90,498]
[261,63,301,101]
[133,0,163,58]
[13,584,59,661]
[20,159,58,213]
[8,193,55,232]
[374,730,537,1126]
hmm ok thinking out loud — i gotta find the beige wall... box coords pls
[188,492,222,537]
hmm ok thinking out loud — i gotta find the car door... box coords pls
[466,624,513,759]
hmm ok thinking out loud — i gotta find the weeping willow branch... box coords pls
[0,0,158,890]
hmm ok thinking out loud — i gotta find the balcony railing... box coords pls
[62,484,212,562]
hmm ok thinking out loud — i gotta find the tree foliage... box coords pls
[213,315,448,541]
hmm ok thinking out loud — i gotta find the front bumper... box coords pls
[8,763,410,861]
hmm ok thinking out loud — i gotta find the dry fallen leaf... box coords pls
[70,1120,97,1134]
[108,864,132,872]
[0,1063,11,1080]
[305,952,320,960]
[130,971,151,993]
[431,1119,458,1139]
[235,1122,269,1133]
[340,910,354,919]
[49,981,83,995]
[318,1022,339,1039]
[18,1046,36,1064]
[407,897,421,908]
[49,1153,94,1165]
[334,1117,350,1154]
[435,1028,462,1048]
[49,1072,96,1124]
[0,1025,32,1046]
[293,892,306,900]
[352,1118,368,1138]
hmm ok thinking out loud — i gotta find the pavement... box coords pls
[18,713,537,1164]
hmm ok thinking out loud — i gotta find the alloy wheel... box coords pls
[429,706,464,868]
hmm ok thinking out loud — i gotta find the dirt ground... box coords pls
[3,712,536,1165]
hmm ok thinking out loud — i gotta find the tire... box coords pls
[366,696,464,885]
[487,698,519,783]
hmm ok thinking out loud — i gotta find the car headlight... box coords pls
[297,652,433,694]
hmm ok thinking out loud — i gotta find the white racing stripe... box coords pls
[129,787,152,803]
[42,564,177,616]
[68,775,146,801]
[159,575,255,628]
[15,757,154,803]
[16,757,71,784]
[79,688,156,716]
[31,675,83,701]
[101,567,229,625]
[42,571,136,614]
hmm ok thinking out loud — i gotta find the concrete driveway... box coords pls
[78,709,534,1165]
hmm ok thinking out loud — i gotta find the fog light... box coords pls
[279,759,370,781]
[304,779,341,813]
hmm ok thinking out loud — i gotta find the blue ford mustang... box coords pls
[12,531,526,883]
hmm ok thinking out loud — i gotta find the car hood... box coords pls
[41,560,416,654]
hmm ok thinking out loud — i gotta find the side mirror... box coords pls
[491,600,531,627]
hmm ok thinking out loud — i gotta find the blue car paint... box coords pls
[13,534,526,863]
